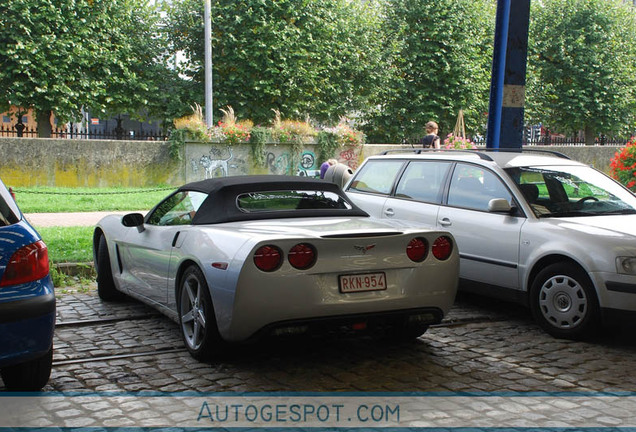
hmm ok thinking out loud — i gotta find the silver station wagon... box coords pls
[345,149,636,339]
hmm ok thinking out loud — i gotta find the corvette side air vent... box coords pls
[115,244,124,274]
[321,232,401,239]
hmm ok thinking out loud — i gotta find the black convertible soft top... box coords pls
[178,175,368,225]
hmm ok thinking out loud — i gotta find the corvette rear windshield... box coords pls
[237,190,352,213]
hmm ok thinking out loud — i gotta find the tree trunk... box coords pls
[584,126,595,146]
[36,110,53,138]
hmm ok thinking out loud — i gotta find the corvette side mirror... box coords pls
[122,213,145,232]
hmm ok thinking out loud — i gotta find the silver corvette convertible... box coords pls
[93,176,458,360]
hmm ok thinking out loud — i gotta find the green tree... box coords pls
[362,0,494,144]
[164,0,387,124]
[0,0,180,137]
[526,0,636,145]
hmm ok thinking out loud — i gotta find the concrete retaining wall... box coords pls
[0,136,622,187]
[0,137,182,187]
[552,145,618,173]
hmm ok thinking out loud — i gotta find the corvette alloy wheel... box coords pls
[180,272,207,351]
[178,266,224,360]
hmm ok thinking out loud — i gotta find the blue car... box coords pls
[0,179,55,391]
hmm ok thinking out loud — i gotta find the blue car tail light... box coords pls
[0,240,50,287]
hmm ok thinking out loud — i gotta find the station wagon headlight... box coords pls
[616,257,636,275]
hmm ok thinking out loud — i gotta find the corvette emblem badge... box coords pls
[354,244,376,254]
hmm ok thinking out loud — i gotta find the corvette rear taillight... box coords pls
[288,243,316,270]
[432,236,453,260]
[406,237,428,262]
[253,245,283,272]
[0,240,50,287]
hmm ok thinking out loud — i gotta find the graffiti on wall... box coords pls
[297,151,320,177]
[264,150,319,177]
[200,148,233,178]
[186,144,326,181]
[339,148,359,170]
[266,152,291,175]
[188,146,242,180]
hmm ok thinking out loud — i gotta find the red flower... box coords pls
[611,138,636,191]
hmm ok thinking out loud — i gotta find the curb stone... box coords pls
[54,262,95,278]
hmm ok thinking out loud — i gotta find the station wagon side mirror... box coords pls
[122,213,145,232]
[488,198,512,213]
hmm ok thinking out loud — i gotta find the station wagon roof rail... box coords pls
[380,148,495,161]
[380,148,570,160]
[484,148,570,159]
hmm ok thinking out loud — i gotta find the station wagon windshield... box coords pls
[237,190,352,213]
[505,165,636,218]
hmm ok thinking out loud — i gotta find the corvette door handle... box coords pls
[384,208,395,217]
[438,218,452,227]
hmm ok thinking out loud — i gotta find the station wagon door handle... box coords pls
[439,218,452,227]
[384,208,395,217]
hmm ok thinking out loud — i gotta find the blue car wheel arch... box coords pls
[0,181,55,382]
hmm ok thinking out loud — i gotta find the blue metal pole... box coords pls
[486,0,511,149]
[487,0,531,149]
[500,0,531,148]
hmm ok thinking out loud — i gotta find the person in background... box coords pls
[320,158,338,179]
[420,121,441,149]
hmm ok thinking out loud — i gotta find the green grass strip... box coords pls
[13,186,176,213]
[38,226,94,264]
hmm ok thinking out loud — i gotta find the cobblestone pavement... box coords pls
[4,288,636,394]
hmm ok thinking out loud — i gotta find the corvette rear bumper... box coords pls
[223,266,457,341]
[251,307,443,340]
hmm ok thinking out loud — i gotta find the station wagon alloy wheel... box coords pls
[530,263,599,339]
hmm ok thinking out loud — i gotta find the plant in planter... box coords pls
[316,131,339,164]
[216,106,252,145]
[271,110,316,169]
[319,120,365,165]
[334,121,365,148]
[249,126,271,167]
[610,138,636,190]
[443,133,477,149]
[169,104,210,159]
